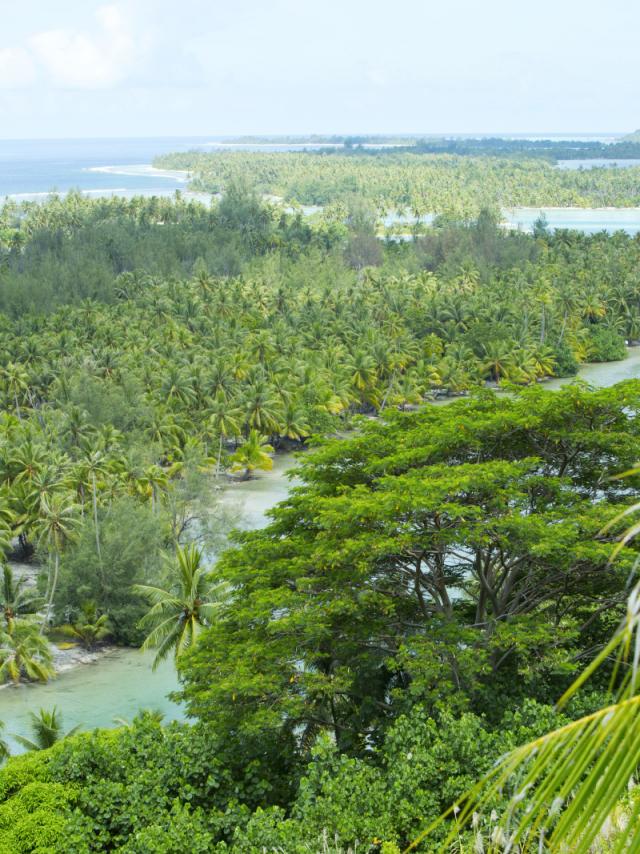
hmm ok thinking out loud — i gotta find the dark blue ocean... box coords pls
[0,137,217,200]
[0,137,356,201]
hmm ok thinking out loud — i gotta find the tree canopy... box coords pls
[179,384,640,751]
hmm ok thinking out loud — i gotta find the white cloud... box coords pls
[29,5,136,89]
[0,3,203,92]
[0,47,37,89]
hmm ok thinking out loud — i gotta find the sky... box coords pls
[0,0,638,139]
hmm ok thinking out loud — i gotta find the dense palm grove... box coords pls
[1,188,640,850]
[155,149,640,215]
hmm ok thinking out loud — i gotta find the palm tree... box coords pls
[133,543,228,670]
[145,410,187,460]
[7,436,47,487]
[113,709,165,728]
[0,362,30,420]
[60,601,110,650]
[61,405,92,449]
[0,619,55,684]
[581,292,607,323]
[0,502,14,558]
[242,383,283,435]
[159,364,196,407]
[229,430,274,480]
[137,464,170,514]
[481,340,516,383]
[35,494,79,630]
[23,462,68,516]
[527,343,557,379]
[349,349,379,407]
[74,449,108,563]
[0,564,41,627]
[207,392,242,477]
[279,402,311,442]
[14,707,81,751]
[0,722,9,763]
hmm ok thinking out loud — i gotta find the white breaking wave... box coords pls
[86,164,188,181]
[6,189,129,201]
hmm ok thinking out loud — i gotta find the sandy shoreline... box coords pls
[502,205,640,213]
[0,643,120,692]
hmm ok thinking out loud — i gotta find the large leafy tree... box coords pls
[179,384,640,753]
[408,463,640,853]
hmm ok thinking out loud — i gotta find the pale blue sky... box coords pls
[0,0,638,139]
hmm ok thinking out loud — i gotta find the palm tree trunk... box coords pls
[216,434,223,479]
[27,388,47,431]
[41,556,52,633]
[49,552,60,625]
[42,553,59,631]
[92,472,101,563]
[379,372,397,413]
[558,312,568,344]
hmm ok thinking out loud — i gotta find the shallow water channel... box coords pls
[2,353,640,752]
[0,454,297,752]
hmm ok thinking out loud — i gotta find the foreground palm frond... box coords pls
[13,706,81,751]
[408,566,640,852]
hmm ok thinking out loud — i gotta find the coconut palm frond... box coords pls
[132,583,182,608]
[148,622,184,670]
[139,615,182,654]
[13,735,41,752]
[13,707,81,751]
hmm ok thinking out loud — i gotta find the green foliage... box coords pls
[0,564,41,626]
[118,802,215,853]
[0,724,8,766]
[552,340,580,376]
[60,601,110,650]
[179,384,640,750]
[0,750,70,853]
[0,781,71,854]
[0,189,314,316]
[2,187,640,851]
[0,714,296,851]
[0,697,604,852]
[587,325,628,361]
[228,699,597,852]
[415,580,640,852]
[57,499,165,645]
[229,430,274,479]
[155,149,640,215]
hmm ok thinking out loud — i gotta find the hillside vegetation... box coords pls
[1,189,640,850]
